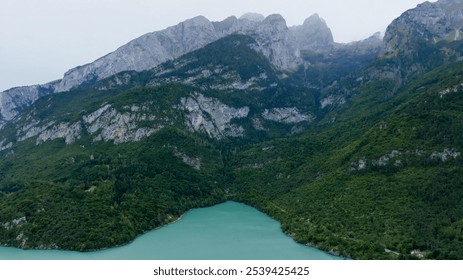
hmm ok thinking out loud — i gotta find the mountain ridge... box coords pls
[0,12,364,127]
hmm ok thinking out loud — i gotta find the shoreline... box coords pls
[0,202,222,254]
[0,200,347,260]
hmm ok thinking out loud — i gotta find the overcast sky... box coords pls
[0,0,434,91]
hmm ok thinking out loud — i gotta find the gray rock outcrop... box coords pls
[290,13,334,51]
[262,107,314,124]
[179,92,250,139]
[0,82,58,127]
[16,103,162,145]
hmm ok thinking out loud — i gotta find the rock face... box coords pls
[16,103,162,145]
[54,16,219,93]
[56,12,331,88]
[430,148,461,162]
[82,105,162,144]
[179,93,250,140]
[290,14,334,51]
[384,0,463,55]
[262,108,314,124]
[0,13,333,125]
[250,14,303,70]
[12,89,294,145]
[0,83,58,127]
[36,122,83,145]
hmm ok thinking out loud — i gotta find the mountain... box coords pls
[317,0,463,114]
[230,60,463,259]
[0,35,320,251]
[1,0,463,259]
[290,13,334,51]
[0,13,335,127]
[384,0,463,56]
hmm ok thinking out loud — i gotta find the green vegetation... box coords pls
[229,61,463,259]
[1,34,463,259]
[0,127,226,250]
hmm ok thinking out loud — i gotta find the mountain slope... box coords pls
[0,13,335,126]
[0,35,318,250]
[229,61,463,260]
[384,0,463,56]
[1,0,463,260]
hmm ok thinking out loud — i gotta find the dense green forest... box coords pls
[229,62,463,259]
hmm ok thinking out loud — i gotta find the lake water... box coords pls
[0,201,343,260]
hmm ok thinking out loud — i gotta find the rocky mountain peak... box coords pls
[290,13,334,51]
[262,14,288,30]
[239,13,265,22]
[185,15,210,24]
[302,13,323,26]
[0,12,350,126]
[179,15,215,32]
[384,0,463,55]
[370,32,383,41]
[211,16,239,35]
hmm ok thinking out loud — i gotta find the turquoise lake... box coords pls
[0,201,343,260]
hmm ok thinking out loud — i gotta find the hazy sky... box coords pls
[0,0,434,91]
